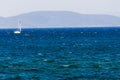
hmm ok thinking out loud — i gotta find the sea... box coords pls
[0,27,120,80]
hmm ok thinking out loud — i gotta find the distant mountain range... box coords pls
[0,11,120,28]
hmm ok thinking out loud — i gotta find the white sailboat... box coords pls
[14,21,21,34]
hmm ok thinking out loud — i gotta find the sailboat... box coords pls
[14,21,21,34]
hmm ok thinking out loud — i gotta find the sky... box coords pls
[0,0,120,17]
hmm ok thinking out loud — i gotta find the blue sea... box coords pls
[0,27,120,80]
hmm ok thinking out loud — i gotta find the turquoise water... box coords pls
[0,28,120,80]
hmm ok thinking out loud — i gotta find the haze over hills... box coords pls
[0,11,120,28]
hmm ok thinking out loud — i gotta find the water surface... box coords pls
[0,27,120,80]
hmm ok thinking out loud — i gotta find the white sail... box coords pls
[14,21,21,34]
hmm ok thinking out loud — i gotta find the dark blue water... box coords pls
[0,27,120,80]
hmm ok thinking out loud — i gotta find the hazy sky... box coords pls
[0,0,120,17]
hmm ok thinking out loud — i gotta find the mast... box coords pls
[18,20,21,32]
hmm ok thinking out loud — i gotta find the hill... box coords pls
[0,11,120,28]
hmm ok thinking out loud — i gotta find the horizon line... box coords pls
[0,26,120,29]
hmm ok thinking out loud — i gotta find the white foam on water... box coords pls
[80,32,84,34]
[43,59,48,62]
[69,52,72,54]
[62,65,70,67]
[38,53,42,56]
